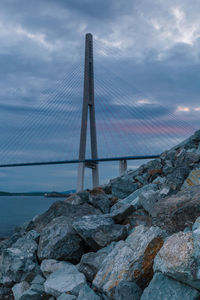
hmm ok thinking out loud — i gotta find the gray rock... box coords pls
[89,193,110,214]
[93,225,166,299]
[152,185,200,233]
[78,243,116,281]
[114,280,142,300]
[73,215,128,250]
[141,272,200,300]
[111,184,157,213]
[30,282,44,294]
[77,284,101,300]
[68,191,90,205]
[26,202,101,233]
[139,189,161,216]
[174,150,200,168]
[20,288,42,300]
[40,259,68,278]
[146,159,163,176]
[110,172,140,199]
[37,216,84,263]
[44,262,86,297]
[12,281,30,300]
[166,166,190,191]
[110,203,136,223]
[154,231,200,290]
[31,275,45,285]
[57,294,77,300]
[0,231,39,284]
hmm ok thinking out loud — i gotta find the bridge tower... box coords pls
[77,33,99,192]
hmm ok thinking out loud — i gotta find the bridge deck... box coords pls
[0,155,160,168]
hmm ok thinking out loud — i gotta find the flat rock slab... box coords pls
[141,272,200,300]
[73,215,129,250]
[44,262,86,297]
[93,225,166,299]
[153,185,200,233]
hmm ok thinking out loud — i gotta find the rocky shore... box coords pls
[1,130,200,299]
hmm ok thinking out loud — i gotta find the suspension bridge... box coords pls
[0,33,195,191]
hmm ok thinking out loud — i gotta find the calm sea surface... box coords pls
[0,196,63,237]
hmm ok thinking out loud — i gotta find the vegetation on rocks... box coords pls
[1,130,200,299]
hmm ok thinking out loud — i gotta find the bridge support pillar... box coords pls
[77,33,99,192]
[119,159,127,176]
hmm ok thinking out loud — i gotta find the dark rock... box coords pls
[26,202,101,233]
[78,243,116,282]
[73,215,129,251]
[110,173,140,199]
[89,193,110,214]
[114,280,142,300]
[57,294,77,300]
[37,216,85,263]
[141,272,200,300]
[153,185,200,233]
[110,203,136,223]
[0,285,14,300]
[166,166,190,191]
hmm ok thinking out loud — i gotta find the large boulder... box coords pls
[37,216,85,263]
[0,230,39,284]
[73,215,129,251]
[26,201,101,233]
[154,231,200,290]
[141,272,200,300]
[93,225,166,299]
[44,262,86,297]
[153,185,200,233]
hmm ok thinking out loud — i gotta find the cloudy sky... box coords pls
[0,0,200,192]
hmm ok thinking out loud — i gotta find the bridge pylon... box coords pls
[77,33,99,192]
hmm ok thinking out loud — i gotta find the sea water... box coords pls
[0,196,63,237]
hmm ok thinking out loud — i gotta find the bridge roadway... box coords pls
[0,155,160,168]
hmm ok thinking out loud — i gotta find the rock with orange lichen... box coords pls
[154,231,200,290]
[92,225,166,299]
